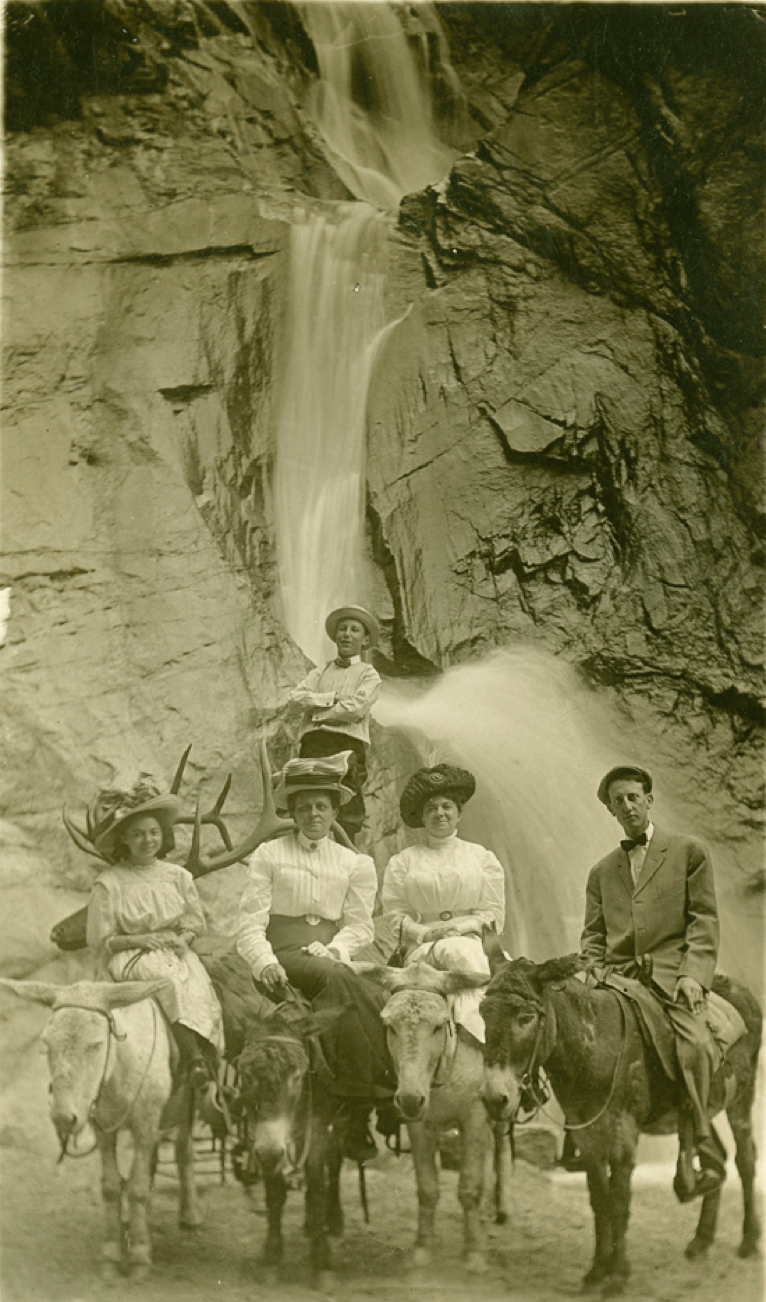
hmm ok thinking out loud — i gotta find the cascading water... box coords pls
[273,2,456,666]
[375,648,620,959]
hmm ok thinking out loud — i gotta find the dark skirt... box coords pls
[266,914,394,1102]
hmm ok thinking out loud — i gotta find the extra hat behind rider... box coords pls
[398,763,477,829]
[91,776,181,861]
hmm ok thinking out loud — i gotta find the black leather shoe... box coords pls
[188,1058,209,1092]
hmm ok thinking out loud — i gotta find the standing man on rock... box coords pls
[579,764,726,1196]
[287,605,381,843]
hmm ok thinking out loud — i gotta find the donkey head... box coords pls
[0,978,167,1141]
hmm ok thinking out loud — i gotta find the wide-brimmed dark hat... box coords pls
[274,752,354,812]
[91,776,181,857]
[325,605,380,647]
[597,765,653,807]
[399,764,477,829]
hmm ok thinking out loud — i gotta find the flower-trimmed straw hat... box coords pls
[324,605,380,647]
[597,765,653,807]
[274,752,355,812]
[91,775,181,859]
[399,763,477,829]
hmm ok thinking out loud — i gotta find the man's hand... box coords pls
[674,975,706,1014]
[260,963,289,996]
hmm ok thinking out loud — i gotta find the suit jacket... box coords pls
[580,825,719,997]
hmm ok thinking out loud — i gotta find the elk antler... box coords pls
[185,739,294,878]
[62,806,110,863]
[170,743,193,794]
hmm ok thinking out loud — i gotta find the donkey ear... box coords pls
[0,978,60,1006]
[100,980,173,1009]
[482,927,508,977]
[533,954,580,988]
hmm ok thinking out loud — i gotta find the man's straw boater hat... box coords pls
[325,605,380,647]
[274,753,355,812]
[399,764,477,829]
[91,775,181,858]
[597,765,653,807]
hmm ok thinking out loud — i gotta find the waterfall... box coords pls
[273,203,392,666]
[273,2,456,664]
[374,647,619,958]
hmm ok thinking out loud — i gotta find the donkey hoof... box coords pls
[465,1251,488,1275]
[180,1213,205,1230]
[130,1263,151,1284]
[601,1278,627,1299]
[685,1235,711,1260]
[738,1237,760,1259]
[99,1261,122,1286]
[408,1246,432,1270]
[582,1267,607,1292]
[315,1269,337,1294]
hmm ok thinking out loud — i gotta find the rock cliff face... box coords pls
[2,2,763,978]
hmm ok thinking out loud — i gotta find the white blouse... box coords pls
[86,860,206,947]
[381,833,506,948]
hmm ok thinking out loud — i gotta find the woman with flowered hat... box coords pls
[381,764,506,1040]
[86,776,224,1089]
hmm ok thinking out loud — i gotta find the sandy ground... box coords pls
[1,997,763,1302]
[1,1095,763,1302]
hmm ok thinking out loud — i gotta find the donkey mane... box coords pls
[238,1010,308,1103]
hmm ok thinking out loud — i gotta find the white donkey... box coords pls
[375,962,510,1274]
[0,977,200,1281]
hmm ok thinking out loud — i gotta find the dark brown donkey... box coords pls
[480,951,761,1299]
[237,1003,346,1291]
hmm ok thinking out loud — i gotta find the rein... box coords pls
[56,1000,159,1162]
[514,992,628,1133]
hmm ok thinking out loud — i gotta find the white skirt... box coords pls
[407,935,491,1043]
[108,947,224,1055]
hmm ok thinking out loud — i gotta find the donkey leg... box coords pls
[603,1149,634,1297]
[305,1140,335,1291]
[459,1113,490,1273]
[176,1087,203,1229]
[730,1112,761,1257]
[326,1133,344,1238]
[95,1130,123,1280]
[582,1158,614,1291]
[261,1174,287,1267]
[125,1134,156,1279]
[407,1121,439,1266]
[493,1122,512,1225]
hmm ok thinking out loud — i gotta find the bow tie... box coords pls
[621,833,648,852]
[335,657,351,669]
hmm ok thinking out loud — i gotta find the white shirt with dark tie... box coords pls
[626,821,654,890]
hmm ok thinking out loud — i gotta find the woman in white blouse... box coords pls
[381,764,506,1039]
[86,778,224,1089]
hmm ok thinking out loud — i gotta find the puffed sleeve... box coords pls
[331,853,377,961]
[86,879,118,949]
[237,844,278,979]
[176,867,206,936]
[381,852,429,946]
[472,849,506,932]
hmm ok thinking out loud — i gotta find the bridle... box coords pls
[241,1032,314,1184]
[498,989,627,1133]
[53,1000,159,1161]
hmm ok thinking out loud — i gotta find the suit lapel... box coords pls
[633,826,667,895]
[612,847,634,897]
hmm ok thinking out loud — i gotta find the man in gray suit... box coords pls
[580,764,724,1195]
